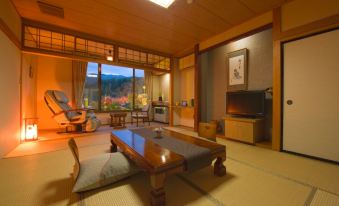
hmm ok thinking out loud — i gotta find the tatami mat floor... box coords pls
[1,125,338,206]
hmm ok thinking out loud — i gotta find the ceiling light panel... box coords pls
[148,0,175,8]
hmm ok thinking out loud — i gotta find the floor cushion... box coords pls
[73,152,140,192]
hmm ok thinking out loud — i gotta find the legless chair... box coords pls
[68,138,140,192]
[44,90,101,132]
[68,138,80,181]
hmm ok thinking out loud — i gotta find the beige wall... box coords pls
[21,54,38,138]
[152,73,170,102]
[180,68,194,101]
[160,74,170,102]
[281,0,339,31]
[152,75,160,101]
[0,31,21,157]
[36,56,73,130]
[0,0,21,157]
[172,57,195,127]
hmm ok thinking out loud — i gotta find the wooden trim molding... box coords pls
[193,44,200,131]
[0,18,21,49]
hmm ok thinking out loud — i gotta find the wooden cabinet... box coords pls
[224,117,264,144]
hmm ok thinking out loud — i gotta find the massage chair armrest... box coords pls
[52,108,94,117]
[70,110,88,124]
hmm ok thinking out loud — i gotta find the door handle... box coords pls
[286,100,293,105]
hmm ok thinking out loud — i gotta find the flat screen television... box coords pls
[226,90,265,117]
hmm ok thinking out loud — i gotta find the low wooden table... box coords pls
[109,112,127,128]
[110,129,226,206]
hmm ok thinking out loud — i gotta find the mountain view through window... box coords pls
[83,63,145,111]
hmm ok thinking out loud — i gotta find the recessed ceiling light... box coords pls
[148,0,175,8]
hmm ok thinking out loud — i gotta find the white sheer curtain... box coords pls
[72,61,88,108]
[144,71,153,101]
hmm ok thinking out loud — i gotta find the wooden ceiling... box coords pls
[11,0,287,56]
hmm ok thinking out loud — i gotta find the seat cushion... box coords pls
[132,113,148,118]
[73,152,139,192]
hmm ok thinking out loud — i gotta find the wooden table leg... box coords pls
[110,139,117,152]
[150,173,166,206]
[122,116,126,127]
[214,157,226,177]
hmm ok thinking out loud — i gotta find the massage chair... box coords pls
[44,90,101,132]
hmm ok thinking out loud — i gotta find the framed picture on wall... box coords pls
[226,48,248,91]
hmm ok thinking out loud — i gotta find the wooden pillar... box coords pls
[194,44,200,131]
[169,57,175,126]
[113,45,119,63]
[272,7,282,151]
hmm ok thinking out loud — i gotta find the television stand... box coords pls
[224,117,264,144]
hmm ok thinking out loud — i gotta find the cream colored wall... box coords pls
[36,56,73,130]
[281,0,339,31]
[179,54,194,69]
[0,31,21,157]
[0,0,21,40]
[0,0,21,157]
[152,75,160,101]
[178,68,195,128]
[160,74,170,102]
[152,74,170,102]
[21,54,38,124]
[172,54,195,128]
[180,68,194,101]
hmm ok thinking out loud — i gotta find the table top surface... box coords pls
[111,128,225,172]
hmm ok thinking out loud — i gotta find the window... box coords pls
[101,65,133,111]
[135,69,145,108]
[83,63,146,111]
